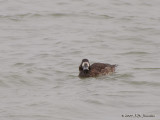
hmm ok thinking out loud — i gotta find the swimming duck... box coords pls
[79,59,117,78]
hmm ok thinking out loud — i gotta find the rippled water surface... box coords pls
[0,0,160,120]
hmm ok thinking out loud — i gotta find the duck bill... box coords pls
[83,66,89,71]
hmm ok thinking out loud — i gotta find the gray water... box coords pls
[0,0,160,120]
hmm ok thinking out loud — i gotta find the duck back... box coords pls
[90,63,116,75]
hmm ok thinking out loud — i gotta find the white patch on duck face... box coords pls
[82,62,90,67]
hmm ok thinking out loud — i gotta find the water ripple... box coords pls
[123,80,160,87]
[0,12,114,20]
[119,51,150,55]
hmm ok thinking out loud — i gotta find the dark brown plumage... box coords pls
[79,59,117,78]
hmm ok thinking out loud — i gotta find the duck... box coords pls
[79,59,117,78]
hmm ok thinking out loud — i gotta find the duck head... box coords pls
[79,59,91,73]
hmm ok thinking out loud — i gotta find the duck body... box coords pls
[79,59,116,78]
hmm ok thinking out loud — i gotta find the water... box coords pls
[0,0,160,120]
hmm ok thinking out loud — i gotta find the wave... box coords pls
[134,68,160,70]
[123,80,160,87]
[0,12,114,20]
[119,51,150,55]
